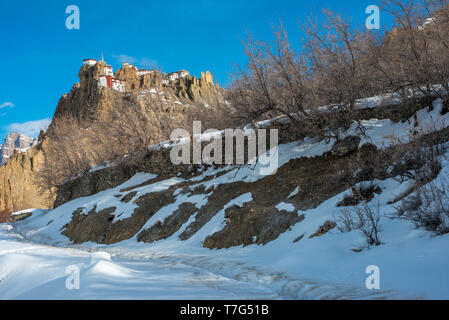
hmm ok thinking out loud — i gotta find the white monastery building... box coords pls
[83,59,97,67]
[83,57,191,91]
[83,58,126,92]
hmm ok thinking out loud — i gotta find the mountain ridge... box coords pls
[0,132,36,167]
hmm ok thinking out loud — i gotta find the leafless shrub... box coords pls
[337,183,382,207]
[336,201,383,247]
[377,0,449,103]
[391,141,444,184]
[394,173,449,234]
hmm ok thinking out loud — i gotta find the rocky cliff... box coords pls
[114,65,220,105]
[114,65,163,92]
[169,71,218,104]
[0,140,54,218]
[0,60,221,220]
[52,61,127,121]
[0,62,126,219]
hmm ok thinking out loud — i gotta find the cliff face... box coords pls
[114,65,163,92]
[114,65,220,104]
[0,140,54,219]
[53,61,126,121]
[169,71,218,103]
[0,62,116,218]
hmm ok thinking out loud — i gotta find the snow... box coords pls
[115,172,158,190]
[10,163,449,299]
[88,161,114,173]
[275,202,295,212]
[0,224,278,299]
[287,187,299,199]
[10,208,39,216]
[346,99,449,149]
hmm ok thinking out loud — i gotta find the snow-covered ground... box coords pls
[1,100,449,300]
[0,224,281,300]
[5,170,449,299]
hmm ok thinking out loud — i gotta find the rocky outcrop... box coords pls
[59,138,384,249]
[8,210,33,223]
[52,62,128,121]
[0,59,210,219]
[201,71,214,87]
[168,71,218,104]
[331,136,361,158]
[309,221,337,238]
[113,64,220,105]
[114,65,163,92]
[0,140,54,216]
[62,189,175,244]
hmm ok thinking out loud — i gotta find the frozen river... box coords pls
[0,224,280,300]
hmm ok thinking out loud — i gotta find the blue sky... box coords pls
[0,0,383,142]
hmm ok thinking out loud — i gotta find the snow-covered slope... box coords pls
[2,99,449,299]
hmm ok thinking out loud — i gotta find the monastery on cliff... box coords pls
[83,57,190,92]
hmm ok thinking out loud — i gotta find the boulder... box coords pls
[309,220,337,238]
[332,136,361,157]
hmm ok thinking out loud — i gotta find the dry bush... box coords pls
[394,173,449,234]
[389,125,447,184]
[391,144,442,183]
[37,115,93,192]
[336,201,383,246]
[304,10,378,109]
[337,183,382,207]
[377,0,449,102]
[185,90,241,132]
[94,94,180,165]
[229,0,449,142]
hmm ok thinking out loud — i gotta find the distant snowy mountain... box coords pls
[0,132,37,166]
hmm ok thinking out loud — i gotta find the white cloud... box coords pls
[113,54,137,65]
[6,118,51,138]
[113,54,158,68]
[0,102,14,109]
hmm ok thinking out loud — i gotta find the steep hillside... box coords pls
[6,98,449,299]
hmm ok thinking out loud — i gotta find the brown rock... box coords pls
[309,221,337,238]
[331,136,361,158]
[0,141,55,217]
